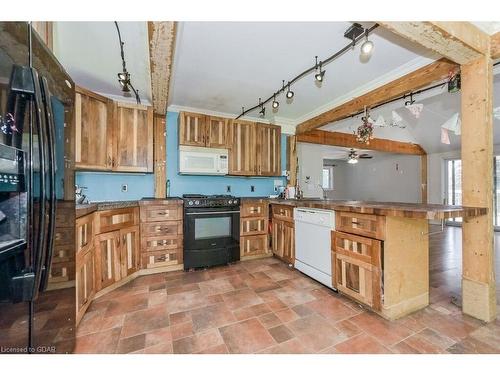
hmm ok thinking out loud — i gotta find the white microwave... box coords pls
[179,145,229,175]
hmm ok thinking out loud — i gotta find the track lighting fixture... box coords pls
[114,21,141,104]
[360,29,374,57]
[272,94,279,109]
[258,98,266,117]
[286,82,294,99]
[236,23,380,120]
[314,57,325,82]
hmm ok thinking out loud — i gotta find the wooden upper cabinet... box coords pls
[206,116,229,148]
[113,102,154,172]
[179,112,207,146]
[256,123,281,176]
[75,86,112,171]
[228,120,256,175]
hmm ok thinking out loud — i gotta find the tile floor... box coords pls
[75,226,500,354]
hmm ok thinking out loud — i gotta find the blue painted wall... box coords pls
[76,111,287,201]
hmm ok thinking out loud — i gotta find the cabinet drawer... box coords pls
[140,205,182,222]
[141,235,183,253]
[241,201,268,218]
[241,234,269,257]
[332,231,382,311]
[335,211,385,240]
[241,217,268,236]
[97,207,139,234]
[142,249,182,269]
[48,260,75,284]
[271,204,294,222]
[141,222,182,237]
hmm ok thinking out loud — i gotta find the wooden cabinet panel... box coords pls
[272,219,294,264]
[76,247,95,325]
[114,102,153,172]
[229,120,256,175]
[332,231,382,311]
[272,204,294,222]
[140,221,182,237]
[140,204,182,222]
[241,234,269,257]
[142,249,182,269]
[75,87,111,171]
[206,116,229,148]
[119,225,140,278]
[179,111,207,146]
[241,201,268,218]
[141,235,183,253]
[76,213,95,254]
[336,211,386,240]
[94,231,121,291]
[97,207,139,234]
[241,217,267,236]
[256,123,281,176]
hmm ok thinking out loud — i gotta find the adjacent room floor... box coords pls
[75,226,500,354]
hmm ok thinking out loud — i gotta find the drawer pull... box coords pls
[157,255,167,262]
[351,221,360,225]
[157,212,166,215]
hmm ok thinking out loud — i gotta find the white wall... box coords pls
[297,143,422,202]
[327,154,422,203]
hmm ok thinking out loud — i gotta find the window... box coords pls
[445,159,462,224]
[322,166,334,190]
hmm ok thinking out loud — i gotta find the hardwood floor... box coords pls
[74,225,500,354]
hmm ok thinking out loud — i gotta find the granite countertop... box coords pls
[268,198,487,220]
[76,197,183,218]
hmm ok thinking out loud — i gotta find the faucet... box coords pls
[75,185,89,204]
[318,184,327,199]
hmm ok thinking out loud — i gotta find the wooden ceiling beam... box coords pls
[491,31,500,60]
[379,22,490,65]
[148,21,177,115]
[296,130,426,155]
[295,58,457,135]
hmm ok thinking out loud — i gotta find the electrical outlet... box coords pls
[227,185,231,192]
[250,185,255,192]
[121,184,128,192]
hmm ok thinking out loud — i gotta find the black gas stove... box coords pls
[182,194,240,270]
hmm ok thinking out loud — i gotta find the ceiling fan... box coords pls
[347,148,373,164]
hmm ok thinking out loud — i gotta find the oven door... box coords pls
[184,207,240,250]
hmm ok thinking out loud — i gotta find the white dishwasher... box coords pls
[294,207,335,289]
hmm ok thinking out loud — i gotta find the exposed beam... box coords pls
[153,114,167,198]
[148,21,177,115]
[420,155,428,204]
[461,55,496,322]
[296,130,426,155]
[380,22,490,65]
[296,59,457,135]
[286,135,298,187]
[491,31,500,60]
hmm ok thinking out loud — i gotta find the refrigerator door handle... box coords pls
[39,76,56,292]
[30,67,48,300]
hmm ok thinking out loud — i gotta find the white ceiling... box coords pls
[471,22,500,35]
[169,22,436,123]
[53,21,152,104]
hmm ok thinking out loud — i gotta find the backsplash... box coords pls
[75,111,288,201]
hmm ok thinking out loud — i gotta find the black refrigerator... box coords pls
[0,22,76,354]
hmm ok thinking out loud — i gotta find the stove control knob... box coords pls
[188,201,193,206]
[195,200,200,205]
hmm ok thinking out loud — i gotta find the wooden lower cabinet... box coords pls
[272,219,295,264]
[241,234,269,257]
[119,225,140,278]
[331,230,382,311]
[96,207,139,234]
[94,231,121,291]
[76,247,96,325]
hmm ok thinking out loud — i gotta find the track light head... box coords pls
[360,30,374,57]
[315,69,325,82]
[259,105,266,117]
[286,90,294,99]
[117,71,131,92]
[272,99,279,109]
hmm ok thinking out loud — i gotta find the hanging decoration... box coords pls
[441,127,451,145]
[374,114,386,127]
[441,113,461,135]
[404,93,424,119]
[356,106,374,145]
[391,110,404,127]
[493,107,500,120]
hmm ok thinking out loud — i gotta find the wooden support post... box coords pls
[153,114,167,198]
[287,135,297,187]
[461,55,496,322]
[420,154,428,204]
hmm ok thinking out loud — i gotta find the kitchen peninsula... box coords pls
[269,198,487,320]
